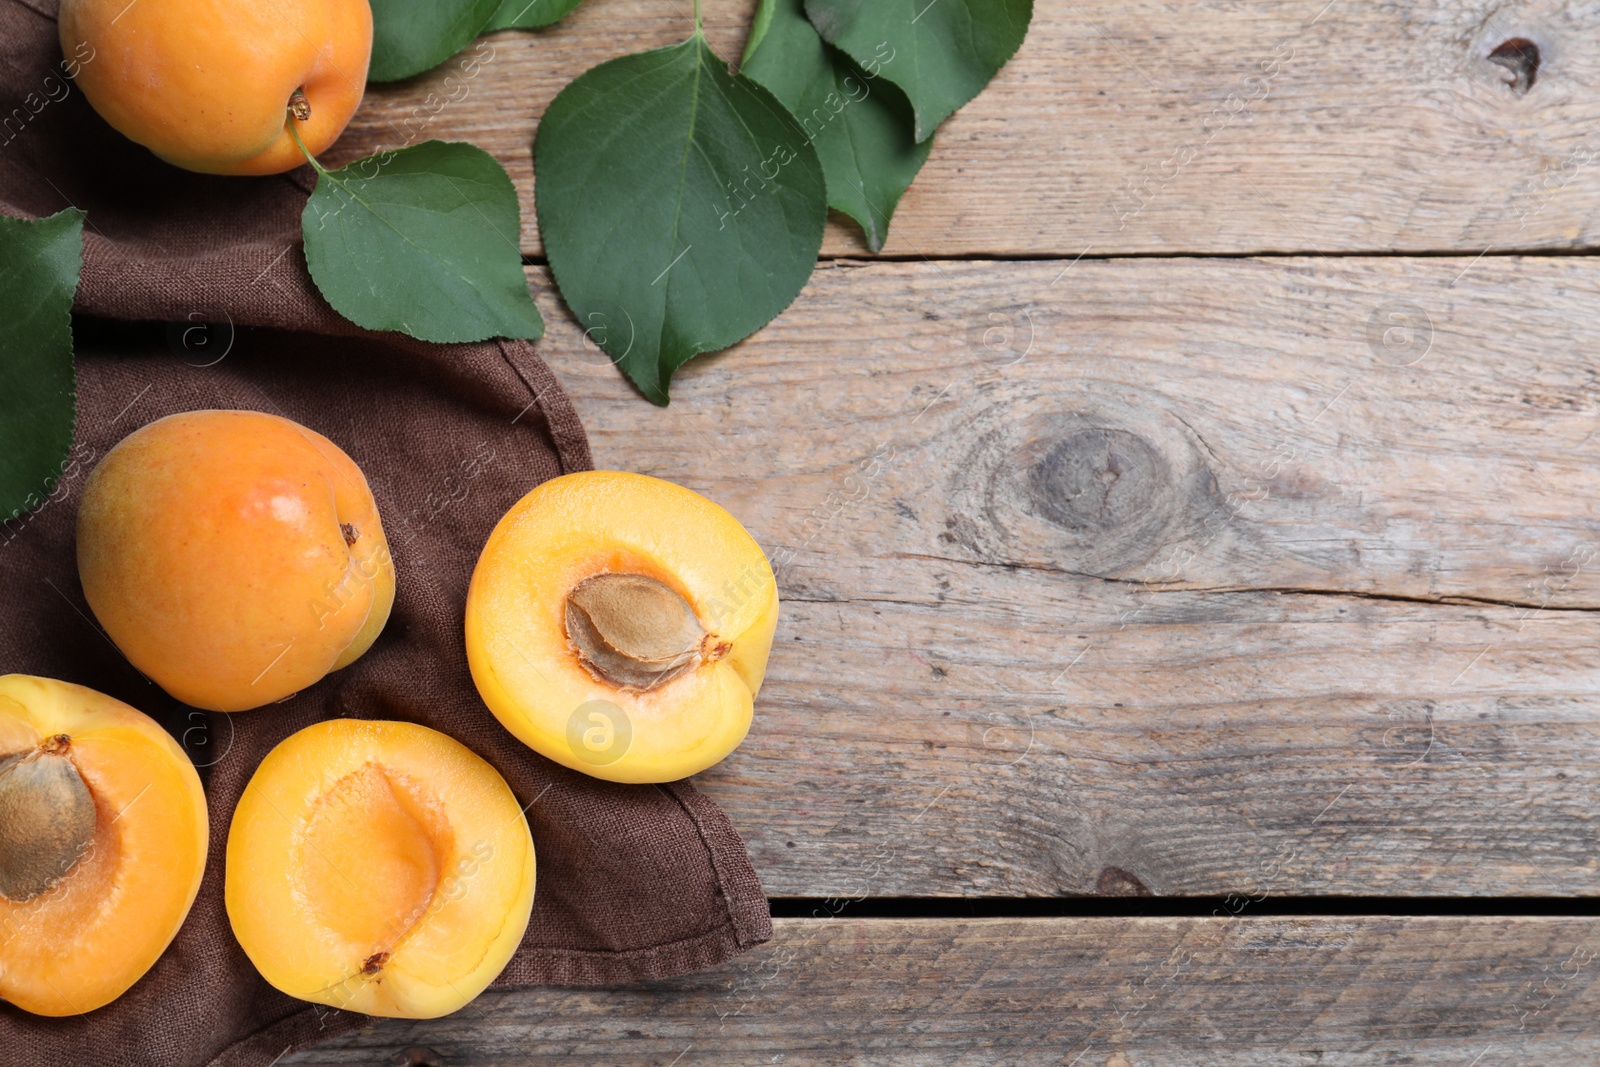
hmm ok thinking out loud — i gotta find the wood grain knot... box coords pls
[1487,37,1539,93]
[1027,429,1172,535]
[389,1048,445,1067]
[944,403,1222,580]
[1095,865,1153,897]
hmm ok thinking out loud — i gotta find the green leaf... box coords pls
[300,140,544,344]
[482,0,585,31]
[369,0,502,82]
[804,0,1032,141]
[0,210,81,522]
[535,34,826,405]
[743,0,931,252]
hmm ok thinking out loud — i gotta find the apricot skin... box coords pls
[226,719,535,1019]
[58,0,371,175]
[465,471,780,784]
[77,410,394,713]
[0,675,208,1017]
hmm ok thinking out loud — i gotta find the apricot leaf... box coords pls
[369,0,502,81]
[743,0,931,252]
[535,33,826,404]
[300,140,544,344]
[0,209,81,522]
[804,0,1032,141]
[483,0,585,31]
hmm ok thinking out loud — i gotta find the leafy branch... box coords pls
[308,0,1030,397]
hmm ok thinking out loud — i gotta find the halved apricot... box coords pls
[465,471,779,784]
[77,410,395,712]
[0,675,208,1016]
[225,719,535,1019]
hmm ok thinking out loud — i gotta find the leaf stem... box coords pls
[286,114,329,176]
[692,0,702,35]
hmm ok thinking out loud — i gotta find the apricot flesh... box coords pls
[77,410,394,713]
[58,0,372,175]
[465,471,779,784]
[0,675,208,1017]
[226,719,536,1019]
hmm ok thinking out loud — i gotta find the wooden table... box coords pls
[291,1,1600,1061]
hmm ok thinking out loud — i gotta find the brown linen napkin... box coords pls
[0,2,772,1064]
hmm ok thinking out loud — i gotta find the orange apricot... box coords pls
[226,718,535,1018]
[465,471,779,784]
[0,675,208,1016]
[58,0,371,175]
[77,410,394,713]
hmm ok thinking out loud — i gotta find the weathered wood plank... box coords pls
[523,255,1600,897]
[288,916,1600,1065]
[333,0,1600,256]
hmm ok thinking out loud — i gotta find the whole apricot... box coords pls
[226,718,536,1018]
[465,471,779,784]
[0,675,208,1016]
[58,0,372,175]
[77,410,394,712]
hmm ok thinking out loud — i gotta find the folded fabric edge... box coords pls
[204,1007,367,1067]
[657,781,775,951]
[487,784,773,989]
[496,339,593,475]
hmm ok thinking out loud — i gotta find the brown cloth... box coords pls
[0,1,771,1064]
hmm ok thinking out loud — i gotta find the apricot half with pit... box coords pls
[59,0,372,175]
[77,410,394,713]
[226,718,535,1019]
[465,470,779,784]
[0,674,208,1016]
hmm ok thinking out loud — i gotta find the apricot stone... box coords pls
[58,0,371,175]
[0,675,208,1017]
[465,471,779,784]
[226,718,535,1018]
[77,410,394,713]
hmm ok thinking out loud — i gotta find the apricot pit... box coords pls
[566,572,726,691]
[0,736,95,903]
